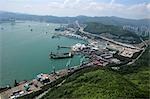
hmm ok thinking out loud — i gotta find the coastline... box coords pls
[0,22,148,99]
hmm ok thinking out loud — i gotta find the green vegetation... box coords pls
[122,46,150,97]
[124,66,150,97]
[84,22,141,43]
[84,22,136,36]
[41,68,146,99]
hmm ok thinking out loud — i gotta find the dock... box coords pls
[0,69,70,99]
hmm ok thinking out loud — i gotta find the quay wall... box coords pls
[18,65,92,99]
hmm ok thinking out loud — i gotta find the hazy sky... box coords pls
[0,0,150,19]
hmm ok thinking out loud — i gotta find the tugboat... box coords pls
[49,52,73,59]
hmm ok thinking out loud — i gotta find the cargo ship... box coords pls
[49,52,73,59]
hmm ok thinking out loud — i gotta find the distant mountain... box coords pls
[0,11,149,27]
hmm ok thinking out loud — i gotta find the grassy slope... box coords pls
[124,66,150,97]
[41,68,146,99]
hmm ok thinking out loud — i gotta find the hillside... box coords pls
[84,22,130,36]
[41,67,148,99]
[124,66,150,97]
[84,22,141,44]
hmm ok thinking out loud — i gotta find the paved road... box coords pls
[79,27,139,49]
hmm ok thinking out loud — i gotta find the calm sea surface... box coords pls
[0,21,86,87]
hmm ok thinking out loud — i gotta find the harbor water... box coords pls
[0,21,86,87]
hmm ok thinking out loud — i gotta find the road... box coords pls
[79,27,139,49]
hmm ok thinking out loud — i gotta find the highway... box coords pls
[78,27,140,50]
